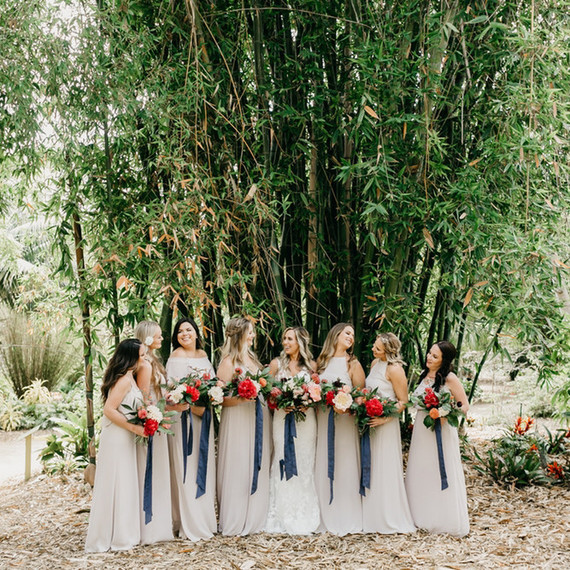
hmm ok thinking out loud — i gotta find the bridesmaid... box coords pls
[405,340,470,537]
[265,326,320,534]
[133,321,173,544]
[361,333,415,533]
[85,339,146,552]
[315,323,365,535]
[217,317,272,536]
[165,317,217,541]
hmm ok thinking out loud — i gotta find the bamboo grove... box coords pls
[2,0,569,391]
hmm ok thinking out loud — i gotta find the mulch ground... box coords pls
[0,442,568,570]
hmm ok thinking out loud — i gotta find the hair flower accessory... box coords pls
[144,335,154,347]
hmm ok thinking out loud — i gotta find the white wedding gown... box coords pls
[265,365,320,534]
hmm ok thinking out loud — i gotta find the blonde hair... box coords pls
[376,332,405,366]
[316,322,355,373]
[134,320,166,397]
[219,317,262,369]
[278,327,313,373]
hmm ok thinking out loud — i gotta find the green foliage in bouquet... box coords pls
[350,387,399,435]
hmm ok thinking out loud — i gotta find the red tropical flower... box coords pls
[237,378,258,400]
[185,385,200,402]
[325,391,335,406]
[547,461,564,480]
[144,419,159,436]
[423,388,439,409]
[365,398,384,417]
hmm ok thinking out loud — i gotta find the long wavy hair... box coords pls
[171,317,203,351]
[134,320,166,397]
[219,317,262,369]
[277,326,313,374]
[376,332,405,366]
[101,338,142,402]
[420,340,457,392]
[316,322,355,373]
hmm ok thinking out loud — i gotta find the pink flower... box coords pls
[308,383,322,402]
[138,408,147,419]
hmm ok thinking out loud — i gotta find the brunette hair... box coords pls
[171,317,203,350]
[420,340,457,392]
[316,322,355,373]
[101,338,142,402]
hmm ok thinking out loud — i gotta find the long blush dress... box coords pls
[85,379,143,552]
[217,365,272,535]
[265,365,320,534]
[166,356,217,541]
[361,361,415,533]
[315,357,362,535]
[405,378,469,537]
[135,380,173,544]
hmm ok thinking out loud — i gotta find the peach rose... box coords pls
[429,408,440,420]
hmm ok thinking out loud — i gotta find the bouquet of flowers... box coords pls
[124,399,175,444]
[166,371,224,409]
[267,371,322,421]
[321,379,353,413]
[223,367,272,401]
[350,387,399,435]
[412,386,465,430]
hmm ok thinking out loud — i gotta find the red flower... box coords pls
[237,379,258,399]
[195,379,202,388]
[235,367,243,375]
[202,373,211,381]
[423,388,439,409]
[365,398,384,417]
[186,385,200,402]
[270,387,283,399]
[144,419,159,436]
[311,373,321,384]
[138,408,148,419]
[325,391,335,406]
[547,461,564,480]
[513,416,534,435]
[267,398,278,410]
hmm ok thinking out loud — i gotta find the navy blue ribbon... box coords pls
[359,428,371,496]
[327,408,335,504]
[195,407,211,498]
[250,397,263,495]
[181,409,193,484]
[279,412,298,481]
[434,418,449,490]
[143,434,153,525]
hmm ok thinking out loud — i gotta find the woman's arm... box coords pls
[218,356,241,407]
[268,358,279,378]
[135,359,152,404]
[349,358,366,389]
[387,363,409,412]
[446,372,469,412]
[104,375,146,437]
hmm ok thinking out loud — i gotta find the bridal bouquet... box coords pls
[124,400,175,444]
[223,367,272,401]
[268,371,322,421]
[412,386,465,430]
[166,371,224,409]
[350,387,399,435]
[321,379,353,413]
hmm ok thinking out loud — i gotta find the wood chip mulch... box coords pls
[0,446,569,569]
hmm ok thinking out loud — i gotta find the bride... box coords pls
[265,327,320,534]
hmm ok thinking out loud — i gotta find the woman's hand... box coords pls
[369,416,392,428]
[166,401,190,413]
[133,425,147,438]
[191,405,206,417]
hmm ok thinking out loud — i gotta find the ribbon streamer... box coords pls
[195,407,212,498]
[181,409,193,484]
[280,412,298,481]
[327,407,335,504]
[359,428,371,496]
[434,418,449,490]
[250,397,264,494]
[143,434,154,525]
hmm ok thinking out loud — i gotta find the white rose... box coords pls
[146,405,163,422]
[333,391,353,412]
[208,386,224,405]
